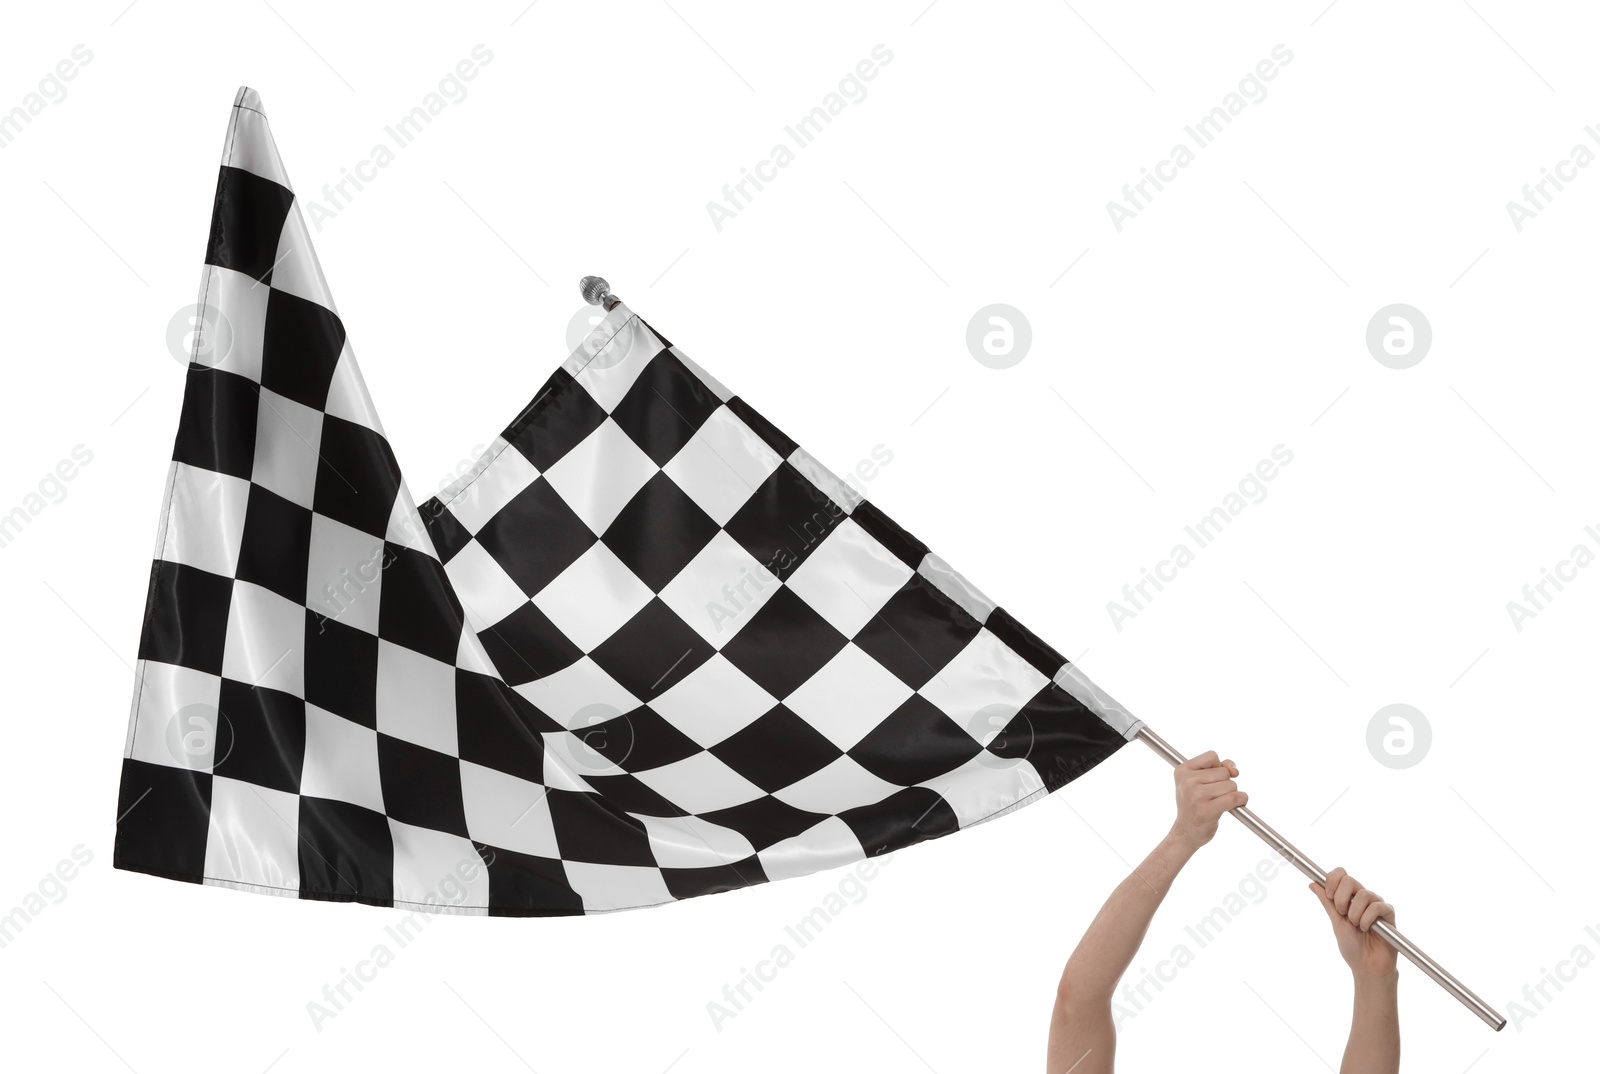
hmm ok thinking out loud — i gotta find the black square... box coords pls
[1008,685,1128,788]
[303,610,379,728]
[983,607,1066,681]
[138,561,233,675]
[662,856,769,901]
[710,705,844,793]
[377,734,469,838]
[260,288,346,411]
[545,788,657,866]
[576,705,703,773]
[852,576,983,690]
[377,544,464,664]
[213,679,306,794]
[724,462,846,581]
[233,485,313,604]
[173,367,260,481]
[420,500,473,564]
[477,844,584,916]
[475,600,584,686]
[578,772,690,818]
[849,501,929,572]
[720,587,848,700]
[312,415,402,539]
[601,473,720,591]
[609,348,722,465]
[699,794,830,852]
[475,478,595,598]
[847,693,982,787]
[456,669,556,784]
[837,787,958,859]
[506,383,607,471]
[297,796,395,904]
[588,599,714,701]
[726,396,797,459]
[205,165,294,284]
[113,759,212,882]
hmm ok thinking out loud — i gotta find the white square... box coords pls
[221,581,305,696]
[250,386,323,509]
[385,486,439,558]
[571,319,663,412]
[514,656,639,731]
[160,463,251,579]
[270,207,337,311]
[322,342,386,436]
[376,641,458,755]
[531,543,654,653]
[635,814,756,869]
[541,733,597,792]
[772,756,903,814]
[918,753,1046,828]
[306,513,385,635]
[661,405,783,524]
[204,777,300,891]
[785,518,914,638]
[648,653,777,748]
[657,531,779,646]
[460,761,560,858]
[918,629,1051,731]
[197,266,269,381]
[542,419,658,534]
[445,540,530,631]
[756,815,864,884]
[388,820,490,910]
[443,444,540,534]
[783,643,914,751]
[127,660,223,771]
[633,751,766,815]
[563,860,673,912]
[300,703,384,813]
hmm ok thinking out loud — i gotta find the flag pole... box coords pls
[1134,726,1506,1031]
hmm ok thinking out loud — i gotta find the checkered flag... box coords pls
[115,88,1142,915]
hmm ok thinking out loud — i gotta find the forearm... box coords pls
[1340,971,1400,1074]
[1057,830,1197,1002]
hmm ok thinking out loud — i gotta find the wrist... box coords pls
[1162,825,1205,856]
[1352,967,1400,992]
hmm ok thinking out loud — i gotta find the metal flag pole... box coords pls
[1135,726,1506,1031]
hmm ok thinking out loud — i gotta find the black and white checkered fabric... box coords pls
[115,88,1142,915]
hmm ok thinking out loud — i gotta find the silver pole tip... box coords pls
[579,276,611,306]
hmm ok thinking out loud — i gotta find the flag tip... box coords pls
[233,86,264,114]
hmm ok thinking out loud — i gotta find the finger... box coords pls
[1223,759,1239,777]
[1366,900,1395,931]
[1357,898,1390,933]
[1332,874,1360,916]
[1202,779,1238,798]
[1347,888,1376,926]
[1193,766,1238,784]
[1323,867,1348,901]
[1182,751,1221,770]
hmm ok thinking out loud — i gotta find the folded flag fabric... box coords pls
[115,88,1142,915]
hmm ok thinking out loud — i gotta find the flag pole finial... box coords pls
[579,275,620,310]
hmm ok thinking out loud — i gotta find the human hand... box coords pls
[1310,867,1398,980]
[1168,751,1245,851]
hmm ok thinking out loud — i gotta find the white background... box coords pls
[1,1,1595,1071]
